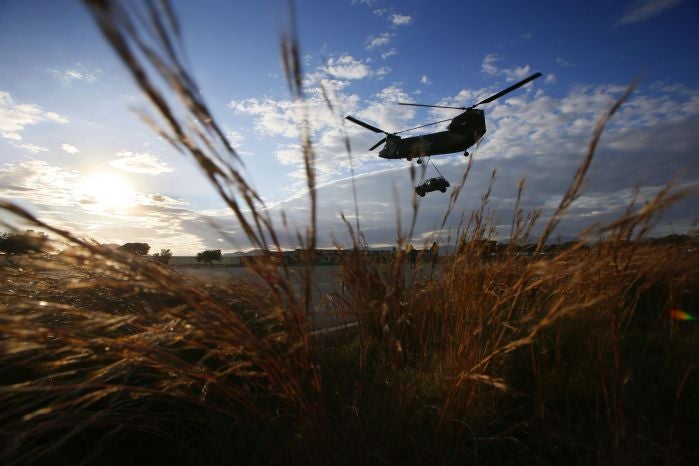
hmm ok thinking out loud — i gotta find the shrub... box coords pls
[119,242,150,255]
[196,249,222,265]
[152,248,173,264]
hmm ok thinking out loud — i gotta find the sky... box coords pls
[0,0,698,254]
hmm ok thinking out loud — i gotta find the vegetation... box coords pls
[0,231,49,254]
[152,248,173,264]
[119,242,150,256]
[0,2,696,465]
[196,248,222,265]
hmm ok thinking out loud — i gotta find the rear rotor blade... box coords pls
[398,102,466,110]
[369,137,387,151]
[472,72,542,107]
[345,115,386,133]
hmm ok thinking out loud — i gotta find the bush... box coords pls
[0,231,48,254]
[119,242,150,256]
[196,249,222,265]
[152,248,173,264]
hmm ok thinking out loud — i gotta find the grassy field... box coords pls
[1,1,698,464]
[1,239,697,465]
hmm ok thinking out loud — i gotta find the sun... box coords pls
[79,172,136,211]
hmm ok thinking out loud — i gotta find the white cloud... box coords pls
[481,54,501,75]
[376,66,392,78]
[15,143,49,153]
[5,83,698,252]
[480,54,534,82]
[110,151,174,175]
[555,57,574,67]
[366,32,394,50]
[381,48,398,60]
[62,143,79,154]
[616,0,684,26]
[0,159,222,254]
[324,54,372,79]
[0,160,81,208]
[545,74,557,84]
[0,91,69,140]
[229,97,301,138]
[48,66,102,84]
[420,75,432,85]
[225,129,244,147]
[390,14,413,26]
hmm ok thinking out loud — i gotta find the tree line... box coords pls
[0,233,222,266]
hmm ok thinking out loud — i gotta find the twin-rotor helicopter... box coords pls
[345,72,542,164]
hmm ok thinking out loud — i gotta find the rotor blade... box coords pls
[394,117,453,135]
[369,137,387,151]
[345,115,385,133]
[472,72,543,107]
[398,102,466,110]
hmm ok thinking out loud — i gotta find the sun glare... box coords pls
[79,172,136,211]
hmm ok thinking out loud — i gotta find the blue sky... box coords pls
[1,0,698,253]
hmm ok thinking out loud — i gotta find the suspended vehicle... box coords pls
[415,176,450,197]
[345,72,542,164]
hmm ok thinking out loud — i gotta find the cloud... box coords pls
[381,48,397,59]
[480,54,534,82]
[48,65,102,84]
[555,57,574,67]
[376,66,392,79]
[209,80,699,248]
[110,151,174,175]
[0,159,221,254]
[366,32,394,50]
[616,0,684,26]
[62,143,79,154]
[481,54,501,75]
[545,74,557,84]
[15,143,49,153]
[224,129,244,147]
[0,160,81,208]
[5,83,698,253]
[420,75,432,85]
[323,54,372,79]
[390,14,413,26]
[0,91,69,141]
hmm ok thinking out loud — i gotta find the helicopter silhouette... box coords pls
[345,72,542,163]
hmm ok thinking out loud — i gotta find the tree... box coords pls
[119,242,150,256]
[196,249,222,265]
[152,248,173,264]
[0,231,49,254]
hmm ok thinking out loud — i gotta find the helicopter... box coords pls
[345,72,542,163]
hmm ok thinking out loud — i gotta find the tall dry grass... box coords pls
[1,1,697,464]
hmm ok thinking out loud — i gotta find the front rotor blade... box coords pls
[394,117,453,135]
[369,137,387,151]
[472,72,543,107]
[346,115,385,133]
[398,102,466,110]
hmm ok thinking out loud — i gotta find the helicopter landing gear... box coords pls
[464,151,470,157]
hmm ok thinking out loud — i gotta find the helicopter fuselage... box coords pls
[379,109,486,160]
